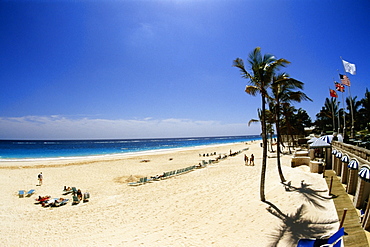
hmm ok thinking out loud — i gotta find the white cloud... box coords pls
[0,115,260,140]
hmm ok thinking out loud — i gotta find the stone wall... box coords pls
[332,141,370,231]
[333,141,370,163]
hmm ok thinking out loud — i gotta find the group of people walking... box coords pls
[244,154,254,166]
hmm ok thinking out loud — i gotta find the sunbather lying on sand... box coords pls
[63,186,71,191]
[36,196,51,202]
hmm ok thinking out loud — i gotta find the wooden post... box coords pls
[329,176,333,196]
[339,208,348,230]
[322,163,326,178]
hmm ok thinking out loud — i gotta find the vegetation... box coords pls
[233,47,310,201]
[314,88,370,138]
[270,73,311,183]
[234,47,370,201]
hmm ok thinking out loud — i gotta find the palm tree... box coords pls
[345,96,361,134]
[280,104,299,153]
[314,98,339,134]
[270,73,311,183]
[359,88,370,131]
[248,108,275,152]
[233,47,289,202]
[325,97,339,133]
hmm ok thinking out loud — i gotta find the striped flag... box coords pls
[335,82,345,92]
[330,89,338,98]
[342,59,356,75]
[339,74,351,86]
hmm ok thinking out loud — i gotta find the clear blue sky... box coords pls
[1,0,369,140]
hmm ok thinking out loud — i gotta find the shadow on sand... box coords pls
[282,180,333,210]
[265,181,338,246]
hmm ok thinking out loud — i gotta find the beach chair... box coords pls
[83,192,90,202]
[42,198,58,207]
[72,195,80,205]
[63,186,73,195]
[128,177,145,186]
[297,227,344,247]
[71,187,77,195]
[53,198,69,207]
[18,190,25,198]
[26,189,35,197]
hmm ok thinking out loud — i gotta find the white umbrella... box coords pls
[307,137,318,144]
[335,152,342,158]
[319,134,343,143]
[309,139,331,149]
[320,135,332,143]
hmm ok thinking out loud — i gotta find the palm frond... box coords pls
[245,85,259,96]
[233,58,253,80]
[248,119,259,126]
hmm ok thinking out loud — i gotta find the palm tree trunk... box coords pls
[275,101,286,183]
[270,133,274,152]
[260,93,267,202]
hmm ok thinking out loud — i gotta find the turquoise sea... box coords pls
[0,135,261,160]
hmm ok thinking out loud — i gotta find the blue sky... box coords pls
[1,0,369,140]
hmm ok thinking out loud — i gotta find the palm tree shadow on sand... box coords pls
[265,202,338,247]
[282,180,333,210]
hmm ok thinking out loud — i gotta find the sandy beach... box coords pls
[0,141,339,247]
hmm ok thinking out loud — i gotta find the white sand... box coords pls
[0,141,339,246]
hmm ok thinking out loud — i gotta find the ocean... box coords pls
[0,135,261,160]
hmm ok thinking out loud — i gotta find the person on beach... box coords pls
[77,189,83,201]
[38,172,43,186]
[244,154,249,165]
[250,154,254,166]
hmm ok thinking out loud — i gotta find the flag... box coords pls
[339,74,351,86]
[335,82,345,92]
[342,59,356,75]
[330,89,338,98]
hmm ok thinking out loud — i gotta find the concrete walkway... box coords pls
[324,170,369,247]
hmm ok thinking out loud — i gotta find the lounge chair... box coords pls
[72,195,80,205]
[52,198,69,207]
[128,177,145,186]
[42,198,57,207]
[297,227,344,247]
[83,192,90,203]
[18,190,25,198]
[71,187,77,195]
[63,186,73,195]
[26,189,35,197]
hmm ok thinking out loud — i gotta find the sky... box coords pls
[1,0,369,140]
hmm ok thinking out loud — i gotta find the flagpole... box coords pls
[332,98,336,133]
[329,88,336,132]
[348,85,355,138]
[333,78,341,135]
[335,74,346,138]
[336,97,340,135]
[341,87,346,138]
[341,57,355,138]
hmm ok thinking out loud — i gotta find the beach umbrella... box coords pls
[320,135,332,144]
[307,137,318,144]
[309,139,331,149]
[335,152,342,159]
[126,175,138,182]
[348,158,359,170]
[358,166,370,182]
[341,155,350,163]
[332,149,338,155]
[319,134,344,144]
